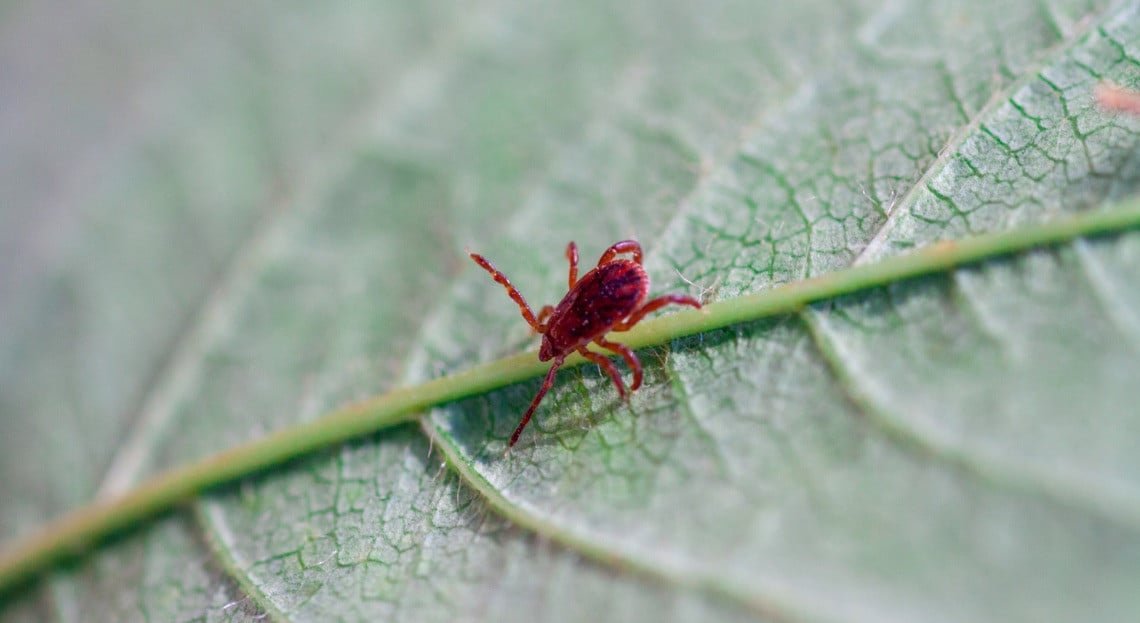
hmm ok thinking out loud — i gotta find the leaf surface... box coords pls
[2,0,1140,621]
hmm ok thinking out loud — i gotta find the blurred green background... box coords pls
[3,1,1140,621]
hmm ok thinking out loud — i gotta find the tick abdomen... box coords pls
[543,260,649,357]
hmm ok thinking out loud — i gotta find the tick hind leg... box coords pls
[577,346,628,400]
[596,240,643,267]
[613,294,702,331]
[510,357,565,448]
[594,337,642,391]
[469,253,543,332]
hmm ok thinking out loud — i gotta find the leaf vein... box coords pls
[800,299,1140,529]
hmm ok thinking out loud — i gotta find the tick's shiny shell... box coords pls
[539,260,649,361]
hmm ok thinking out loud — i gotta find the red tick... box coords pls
[469,240,702,448]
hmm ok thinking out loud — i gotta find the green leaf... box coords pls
[3,0,1140,621]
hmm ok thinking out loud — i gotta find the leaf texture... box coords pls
[2,0,1140,621]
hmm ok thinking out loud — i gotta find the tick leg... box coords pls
[469,253,542,332]
[596,240,643,267]
[613,294,702,331]
[536,305,555,329]
[565,241,579,288]
[577,346,628,400]
[595,337,642,391]
[510,357,564,447]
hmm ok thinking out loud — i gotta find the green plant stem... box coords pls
[3,203,1140,597]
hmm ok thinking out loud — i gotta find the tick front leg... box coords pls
[596,240,643,267]
[565,241,579,288]
[577,346,628,400]
[510,357,565,448]
[469,252,543,332]
[594,337,642,391]
[536,305,555,330]
[613,294,702,331]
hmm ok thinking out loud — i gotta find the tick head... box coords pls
[538,334,556,361]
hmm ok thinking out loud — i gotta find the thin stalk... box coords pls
[2,202,1140,596]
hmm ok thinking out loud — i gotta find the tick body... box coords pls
[469,240,702,448]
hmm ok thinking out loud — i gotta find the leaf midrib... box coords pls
[850,6,1100,267]
[5,2,1139,616]
[425,5,1136,618]
[798,5,1138,528]
[1,203,1139,600]
[426,206,1140,622]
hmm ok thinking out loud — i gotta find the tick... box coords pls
[469,240,702,447]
